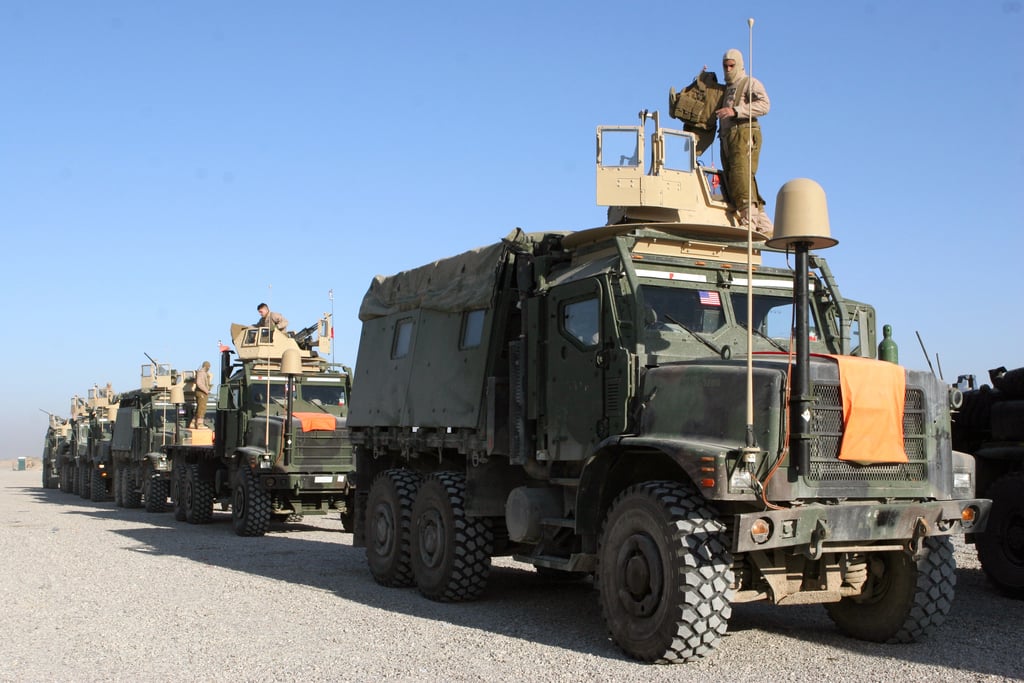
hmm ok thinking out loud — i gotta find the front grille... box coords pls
[291,429,354,471]
[808,384,927,483]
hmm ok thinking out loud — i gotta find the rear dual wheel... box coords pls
[409,472,493,602]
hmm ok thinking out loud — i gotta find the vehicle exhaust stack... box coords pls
[767,179,838,476]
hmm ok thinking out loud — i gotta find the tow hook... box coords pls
[908,516,928,558]
[805,519,830,559]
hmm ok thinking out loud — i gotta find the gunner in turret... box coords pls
[715,48,772,235]
[255,303,288,332]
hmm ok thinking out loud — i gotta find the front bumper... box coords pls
[731,498,990,555]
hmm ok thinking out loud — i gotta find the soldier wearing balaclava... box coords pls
[715,48,771,234]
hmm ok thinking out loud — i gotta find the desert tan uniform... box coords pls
[193,365,212,427]
[720,75,770,212]
[256,311,288,331]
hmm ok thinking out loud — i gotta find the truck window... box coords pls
[460,309,485,349]
[641,285,725,334]
[599,129,640,168]
[563,298,599,348]
[662,131,693,173]
[392,318,414,359]
[731,292,819,342]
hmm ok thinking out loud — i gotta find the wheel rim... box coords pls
[614,533,664,617]
[233,482,247,519]
[998,507,1024,567]
[371,502,397,557]
[416,509,445,570]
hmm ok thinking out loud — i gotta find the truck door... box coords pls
[544,278,627,461]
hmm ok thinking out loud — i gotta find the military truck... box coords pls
[111,359,205,512]
[165,314,356,536]
[348,109,989,663]
[40,411,70,489]
[951,366,1024,597]
[56,388,117,501]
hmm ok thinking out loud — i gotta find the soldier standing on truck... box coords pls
[715,48,771,234]
[191,361,212,428]
[255,302,288,332]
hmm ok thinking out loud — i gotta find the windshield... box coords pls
[731,291,819,343]
[641,285,725,334]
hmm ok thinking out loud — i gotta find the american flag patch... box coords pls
[699,290,721,307]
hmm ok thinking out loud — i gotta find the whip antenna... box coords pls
[744,16,757,450]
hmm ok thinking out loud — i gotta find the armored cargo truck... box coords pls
[57,388,117,501]
[951,366,1024,597]
[349,110,989,663]
[57,395,87,494]
[40,412,70,489]
[165,314,356,536]
[111,360,207,512]
[82,384,119,502]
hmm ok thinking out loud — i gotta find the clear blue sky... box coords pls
[2,1,1022,459]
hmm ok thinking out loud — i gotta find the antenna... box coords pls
[915,330,937,376]
[329,288,336,366]
[743,16,757,452]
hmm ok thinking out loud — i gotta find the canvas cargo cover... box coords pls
[358,229,552,321]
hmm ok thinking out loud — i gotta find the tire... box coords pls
[59,464,70,493]
[145,475,169,513]
[975,472,1024,598]
[365,469,422,587]
[597,481,734,663]
[77,463,90,499]
[171,460,187,522]
[410,472,493,602]
[183,464,215,524]
[90,467,107,502]
[123,465,142,509]
[113,464,123,507]
[231,465,272,536]
[825,535,956,643]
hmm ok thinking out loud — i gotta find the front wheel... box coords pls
[410,472,493,602]
[825,535,956,643]
[597,481,734,663]
[183,464,214,524]
[975,473,1024,598]
[231,465,272,536]
[90,467,107,502]
[144,472,169,513]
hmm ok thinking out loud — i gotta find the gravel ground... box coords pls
[1,465,1021,683]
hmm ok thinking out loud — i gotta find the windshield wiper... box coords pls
[663,313,730,359]
[740,323,788,353]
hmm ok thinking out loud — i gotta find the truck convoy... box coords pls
[348,110,989,663]
[952,366,1024,597]
[165,315,356,536]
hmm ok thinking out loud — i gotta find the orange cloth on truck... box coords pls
[828,355,907,465]
[292,412,337,432]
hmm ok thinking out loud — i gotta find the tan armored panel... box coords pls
[229,323,324,373]
[596,112,763,241]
